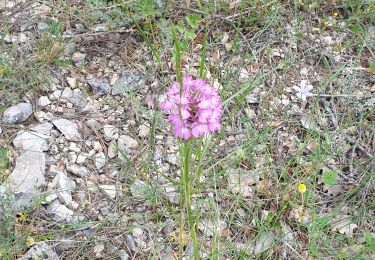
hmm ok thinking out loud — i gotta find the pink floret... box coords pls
[160,76,223,140]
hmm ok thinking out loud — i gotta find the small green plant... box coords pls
[364,232,375,254]
[0,146,9,183]
[34,34,65,64]
[322,171,338,186]
[0,190,17,257]
[176,14,201,53]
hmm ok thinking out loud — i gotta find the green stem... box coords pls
[184,141,199,259]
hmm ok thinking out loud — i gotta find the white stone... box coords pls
[13,130,51,152]
[66,77,77,88]
[107,140,117,159]
[93,141,102,151]
[2,151,46,208]
[66,102,73,109]
[44,112,54,121]
[138,124,150,138]
[34,111,45,122]
[120,135,138,148]
[76,153,87,164]
[60,87,73,102]
[30,122,53,135]
[47,200,73,222]
[117,135,138,161]
[2,102,33,124]
[18,32,27,43]
[72,52,86,63]
[52,118,81,140]
[69,142,80,153]
[103,125,119,140]
[55,171,76,206]
[99,184,117,199]
[94,152,106,169]
[37,96,51,107]
[50,89,62,101]
[71,201,79,210]
[23,242,59,260]
[66,164,90,177]
[86,119,99,130]
[68,152,77,163]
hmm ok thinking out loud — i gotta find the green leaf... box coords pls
[185,29,196,40]
[369,60,375,73]
[364,232,375,253]
[185,14,200,29]
[322,171,338,186]
[0,147,9,168]
[176,21,185,34]
[316,215,330,229]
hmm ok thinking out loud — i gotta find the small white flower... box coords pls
[293,80,313,101]
[300,67,309,77]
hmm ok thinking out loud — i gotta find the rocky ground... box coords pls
[0,0,374,259]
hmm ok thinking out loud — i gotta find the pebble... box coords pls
[167,154,178,165]
[38,96,51,107]
[138,124,150,138]
[69,142,80,153]
[52,118,81,140]
[44,112,54,121]
[69,90,88,109]
[60,87,73,102]
[47,200,73,222]
[66,102,73,109]
[93,141,102,151]
[72,52,86,63]
[86,119,100,130]
[22,242,59,260]
[117,135,138,161]
[99,184,117,199]
[103,125,119,140]
[94,152,106,169]
[88,78,111,96]
[93,243,105,256]
[2,102,33,124]
[55,171,76,206]
[13,130,51,152]
[50,89,62,101]
[68,152,77,163]
[76,153,87,164]
[107,140,117,159]
[66,164,90,178]
[112,72,145,95]
[4,151,46,208]
[66,77,77,88]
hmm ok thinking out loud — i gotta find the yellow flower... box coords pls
[26,236,35,246]
[298,183,307,193]
[333,12,339,17]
